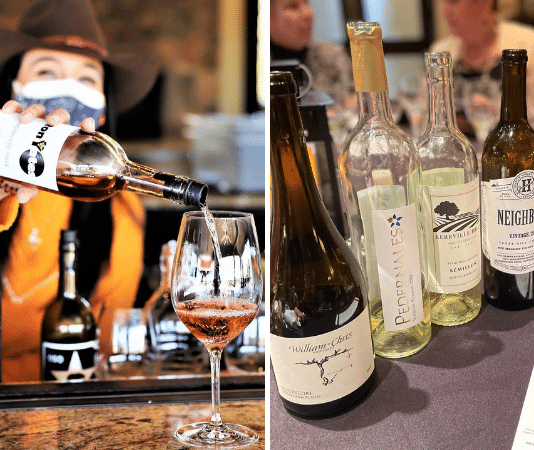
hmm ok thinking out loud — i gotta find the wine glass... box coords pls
[462,75,501,158]
[397,73,427,141]
[171,210,263,448]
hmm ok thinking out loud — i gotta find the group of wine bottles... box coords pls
[270,21,534,419]
[40,234,214,381]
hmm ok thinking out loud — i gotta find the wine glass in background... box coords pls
[397,73,427,142]
[462,75,501,160]
[171,210,263,448]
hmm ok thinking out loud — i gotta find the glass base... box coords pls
[174,422,259,449]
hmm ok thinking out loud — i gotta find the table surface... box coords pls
[0,398,265,449]
[270,300,534,450]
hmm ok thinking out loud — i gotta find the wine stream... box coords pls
[201,205,223,295]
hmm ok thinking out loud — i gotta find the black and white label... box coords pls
[482,172,534,274]
[0,112,76,191]
[42,340,98,381]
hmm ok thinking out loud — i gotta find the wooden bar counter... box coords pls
[0,398,265,449]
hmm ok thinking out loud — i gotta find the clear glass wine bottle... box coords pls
[338,22,430,358]
[0,112,207,207]
[417,51,481,326]
[144,240,208,374]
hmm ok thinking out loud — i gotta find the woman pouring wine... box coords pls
[0,0,160,383]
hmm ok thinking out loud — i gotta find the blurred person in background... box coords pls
[430,0,534,131]
[0,0,158,382]
[270,0,356,112]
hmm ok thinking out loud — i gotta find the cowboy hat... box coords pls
[0,0,159,114]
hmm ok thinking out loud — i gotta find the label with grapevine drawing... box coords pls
[270,307,374,405]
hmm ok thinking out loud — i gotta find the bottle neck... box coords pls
[122,160,207,207]
[349,31,394,123]
[357,90,395,122]
[270,92,328,228]
[93,132,207,207]
[58,242,77,299]
[426,64,457,131]
[501,61,528,123]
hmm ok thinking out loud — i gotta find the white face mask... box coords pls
[12,78,106,127]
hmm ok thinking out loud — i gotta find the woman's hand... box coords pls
[0,101,97,203]
[2,100,96,131]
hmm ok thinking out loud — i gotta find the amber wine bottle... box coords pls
[338,22,430,357]
[41,229,98,381]
[270,71,375,419]
[482,49,534,310]
[417,51,481,326]
[0,112,207,207]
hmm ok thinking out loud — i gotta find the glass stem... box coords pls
[209,349,223,427]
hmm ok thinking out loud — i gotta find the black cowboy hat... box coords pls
[0,0,159,113]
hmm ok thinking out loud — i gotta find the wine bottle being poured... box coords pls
[0,112,208,208]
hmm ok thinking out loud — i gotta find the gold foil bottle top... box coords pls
[346,21,388,93]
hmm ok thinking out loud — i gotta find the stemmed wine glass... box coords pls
[462,75,501,158]
[171,210,263,448]
[397,73,427,141]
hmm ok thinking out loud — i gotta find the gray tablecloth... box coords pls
[270,300,534,449]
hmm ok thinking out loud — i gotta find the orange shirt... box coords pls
[0,191,145,383]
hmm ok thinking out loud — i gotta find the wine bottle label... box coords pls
[421,171,481,293]
[512,365,534,449]
[270,308,374,406]
[481,171,534,274]
[42,340,98,381]
[0,112,77,192]
[358,185,424,331]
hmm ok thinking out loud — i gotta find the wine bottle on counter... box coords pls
[270,71,375,419]
[417,51,481,326]
[144,240,208,374]
[0,112,207,207]
[338,22,430,358]
[41,229,98,381]
[482,49,534,310]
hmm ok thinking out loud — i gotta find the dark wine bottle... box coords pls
[41,229,98,381]
[270,71,375,419]
[0,112,207,207]
[482,49,534,310]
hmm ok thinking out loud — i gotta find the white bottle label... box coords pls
[481,171,534,274]
[42,340,99,381]
[270,308,374,406]
[371,202,425,330]
[0,112,77,192]
[357,184,424,332]
[421,173,481,293]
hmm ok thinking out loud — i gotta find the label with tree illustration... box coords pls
[421,173,481,293]
[270,309,374,405]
